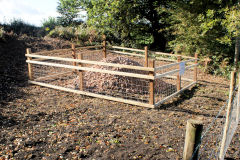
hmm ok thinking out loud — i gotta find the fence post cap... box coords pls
[187,119,203,125]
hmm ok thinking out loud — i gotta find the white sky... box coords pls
[0,0,59,26]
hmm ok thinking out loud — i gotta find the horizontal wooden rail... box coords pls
[163,75,194,82]
[155,59,196,71]
[108,50,145,57]
[154,57,176,62]
[149,51,196,59]
[185,64,198,70]
[32,48,72,55]
[109,50,177,62]
[155,82,196,108]
[76,50,102,55]
[26,54,154,72]
[26,60,154,80]
[35,71,72,81]
[29,80,154,108]
[33,54,72,61]
[108,46,145,52]
[155,69,179,79]
[75,45,102,51]
[155,64,198,79]
[32,45,102,55]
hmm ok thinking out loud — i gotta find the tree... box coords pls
[57,0,83,26]
[42,17,59,32]
[167,0,239,75]
[81,0,171,50]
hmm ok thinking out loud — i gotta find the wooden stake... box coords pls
[194,53,198,82]
[234,37,240,71]
[78,53,83,91]
[177,56,182,91]
[219,71,236,160]
[72,44,76,71]
[103,35,107,58]
[183,119,203,160]
[149,60,155,105]
[237,73,240,128]
[145,46,148,67]
[26,48,33,80]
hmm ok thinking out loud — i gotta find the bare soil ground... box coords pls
[0,35,239,160]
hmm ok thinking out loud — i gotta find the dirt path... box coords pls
[0,36,239,160]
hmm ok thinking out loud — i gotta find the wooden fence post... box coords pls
[145,46,148,67]
[177,56,182,91]
[26,48,33,80]
[237,72,240,128]
[78,53,83,90]
[183,119,203,160]
[149,60,155,105]
[219,71,236,160]
[72,44,76,72]
[103,35,107,58]
[194,53,198,82]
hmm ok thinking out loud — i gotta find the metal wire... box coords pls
[190,87,239,160]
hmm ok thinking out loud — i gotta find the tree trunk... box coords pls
[150,31,166,51]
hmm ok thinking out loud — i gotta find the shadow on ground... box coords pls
[0,35,28,105]
[158,84,226,118]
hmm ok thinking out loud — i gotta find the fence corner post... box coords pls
[177,56,182,91]
[26,48,33,80]
[103,35,107,58]
[149,59,155,105]
[144,46,148,67]
[194,53,198,82]
[183,119,203,160]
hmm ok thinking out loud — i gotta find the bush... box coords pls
[42,17,59,33]
[2,19,45,37]
[48,24,102,44]
[0,27,5,39]
[49,26,75,40]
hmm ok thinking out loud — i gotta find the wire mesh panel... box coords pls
[221,88,240,159]
[106,52,146,66]
[189,87,239,160]
[77,48,103,62]
[82,72,150,103]
[154,59,196,104]
[193,106,226,160]
[29,52,152,106]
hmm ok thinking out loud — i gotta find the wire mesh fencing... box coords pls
[154,58,196,105]
[189,84,239,160]
[26,44,198,108]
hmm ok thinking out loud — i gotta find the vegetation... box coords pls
[78,0,171,50]
[55,0,238,77]
[48,24,101,44]
[0,27,5,38]
[1,0,239,77]
[0,19,44,37]
[42,17,59,33]
[57,0,83,26]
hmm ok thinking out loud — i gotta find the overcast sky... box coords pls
[0,0,59,26]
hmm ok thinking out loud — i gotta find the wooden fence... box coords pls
[25,43,198,108]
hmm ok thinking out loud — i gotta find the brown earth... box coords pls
[0,35,239,160]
